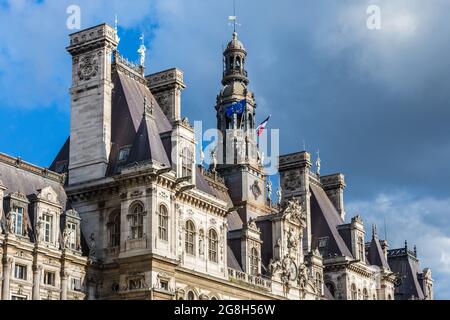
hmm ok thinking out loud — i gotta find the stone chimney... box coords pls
[147,68,186,123]
[66,24,118,185]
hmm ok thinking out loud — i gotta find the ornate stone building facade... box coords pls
[0,23,433,300]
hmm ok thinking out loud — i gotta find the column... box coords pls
[60,271,68,300]
[32,265,41,300]
[2,257,12,300]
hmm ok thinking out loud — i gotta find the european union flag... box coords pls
[225,99,246,118]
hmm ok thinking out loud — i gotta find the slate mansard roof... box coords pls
[0,153,67,238]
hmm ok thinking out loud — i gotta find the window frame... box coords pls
[12,206,25,236]
[14,264,27,281]
[129,202,144,240]
[158,204,169,241]
[249,247,259,276]
[185,220,196,256]
[108,210,121,247]
[43,213,54,243]
[44,271,56,287]
[208,229,218,263]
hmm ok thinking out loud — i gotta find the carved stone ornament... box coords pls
[283,198,307,228]
[251,180,262,200]
[78,54,98,81]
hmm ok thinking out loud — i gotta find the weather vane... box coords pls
[228,0,241,33]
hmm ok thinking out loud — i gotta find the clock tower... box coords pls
[215,31,269,221]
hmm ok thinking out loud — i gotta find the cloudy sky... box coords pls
[0,0,449,298]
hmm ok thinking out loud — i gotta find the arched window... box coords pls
[316,273,323,295]
[358,236,365,261]
[236,56,241,69]
[187,291,195,300]
[185,221,195,255]
[158,204,168,241]
[108,211,121,247]
[211,296,218,301]
[351,283,357,300]
[208,229,218,263]
[129,202,144,240]
[387,294,392,300]
[363,288,369,300]
[326,282,336,298]
[181,147,193,179]
[249,247,259,276]
[373,294,377,300]
[229,56,234,70]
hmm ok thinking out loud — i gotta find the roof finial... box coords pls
[372,224,377,238]
[138,33,146,67]
[114,14,120,44]
[405,240,408,249]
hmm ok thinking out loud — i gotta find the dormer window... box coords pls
[12,206,25,236]
[318,237,329,256]
[67,222,77,250]
[118,147,131,162]
[181,147,193,179]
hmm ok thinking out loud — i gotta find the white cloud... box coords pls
[347,192,450,299]
[0,0,153,109]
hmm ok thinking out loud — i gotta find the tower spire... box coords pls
[228,0,241,35]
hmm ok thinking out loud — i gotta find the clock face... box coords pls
[289,262,298,281]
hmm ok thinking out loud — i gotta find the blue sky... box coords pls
[0,0,449,298]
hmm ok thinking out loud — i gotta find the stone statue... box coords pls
[276,186,282,205]
[34,218,42,242]
[199,230,205,256]
[266,179,272,202]
[287,228,299,251]
[137,34,146,67]
[88,233,96,258]
[268,258,281,276]
[315,150,321,175]
[62,227,73,249]
[257,150,265,166]
[210,148,217,172]
[199,148,205,167]
[6,213,15,234]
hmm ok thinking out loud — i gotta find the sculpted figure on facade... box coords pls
[6,212,15,234]
[34,218,42,242]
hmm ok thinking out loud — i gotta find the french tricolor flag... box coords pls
[256,115,271,137]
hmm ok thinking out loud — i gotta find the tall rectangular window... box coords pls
[43,214,53,243]
[67,222,77,250]
[14,264,27,280]
[12,206,24,236]
[158,205,168,241]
